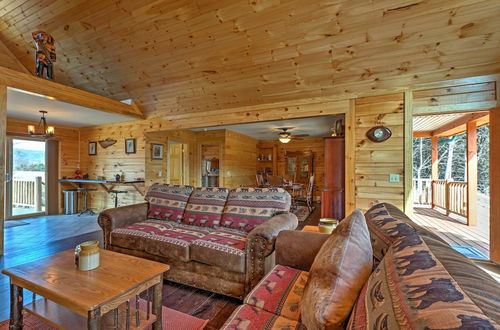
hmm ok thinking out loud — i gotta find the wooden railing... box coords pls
[12,177,44,212]
[413,179,432,205]
[431,179,468,218]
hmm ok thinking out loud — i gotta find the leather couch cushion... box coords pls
[111,220,210,262]
[365,203,446,262]
[221,304,306,330]
[221,187,291,232]
[145,184,193,222]
[244,264,309,321]
[348,235,500,329]
[182,187,229,227]
[190,229,247,273]
[300,209,373,329]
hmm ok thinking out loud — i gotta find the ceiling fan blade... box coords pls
[291,134,309,137]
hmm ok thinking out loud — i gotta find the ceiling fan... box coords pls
[277,127,309,143]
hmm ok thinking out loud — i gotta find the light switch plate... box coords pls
[389,173,400,183]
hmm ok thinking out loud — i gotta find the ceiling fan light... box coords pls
[279,136,291,143]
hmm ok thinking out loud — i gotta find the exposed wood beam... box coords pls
[431,112,489,137]
[413,131,432,138]
[0,40,30,74]
[0,84,6,255]
[466,121,478,226]
[0,66,144,119]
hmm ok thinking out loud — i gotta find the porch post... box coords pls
[490,104,500,261]
[431,136,438,209]
[466,121,478,226]
[0,85,6,255]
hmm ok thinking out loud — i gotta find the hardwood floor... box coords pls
[0,209,321,327]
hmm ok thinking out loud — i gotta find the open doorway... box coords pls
[6,138,47,219]
[412,111,490,258]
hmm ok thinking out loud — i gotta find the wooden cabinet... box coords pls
[321,137,345,220]
[284,151,314,184]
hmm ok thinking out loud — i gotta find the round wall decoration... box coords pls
[366,126,392,142]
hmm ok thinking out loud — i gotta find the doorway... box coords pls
[6,138,47,219]
[168,141,188,185]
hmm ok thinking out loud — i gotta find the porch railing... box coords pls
[414,179,468,218]
[12,177,44,212]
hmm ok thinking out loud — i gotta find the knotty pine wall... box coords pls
[354,94,405,211]
[223,130,257,188]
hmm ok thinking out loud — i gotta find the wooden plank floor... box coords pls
[0,208,321,328]
[412,207,490,257]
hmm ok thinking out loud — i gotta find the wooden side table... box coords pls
[2,249,169,330]
[301,225,320,233]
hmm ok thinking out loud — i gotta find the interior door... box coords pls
[6,137,47,219]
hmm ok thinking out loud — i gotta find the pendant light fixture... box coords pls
[28,110,55,138]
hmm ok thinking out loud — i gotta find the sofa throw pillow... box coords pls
[220,187,291,232]
[348,234,500,329]
[300,209,373,329]
[182,187,229,227]
[145,184,193,222]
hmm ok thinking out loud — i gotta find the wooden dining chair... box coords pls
[256,173,266,187]
[267,175,284,188]
[295,175,315,212]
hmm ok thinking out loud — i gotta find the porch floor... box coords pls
[412,207,489,258]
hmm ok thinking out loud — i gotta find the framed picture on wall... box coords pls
[152,144,163,160]
[125,138,136,154]
[89,141,97,155]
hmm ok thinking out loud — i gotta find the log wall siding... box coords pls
[223,130,258,188]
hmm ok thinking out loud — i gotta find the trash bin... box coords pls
[64,189,78,215]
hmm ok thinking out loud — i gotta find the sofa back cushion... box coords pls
[145,184,194,222]
[220,188,291,232]
[365,203,446,262]
[348,235,500,329]
[300,209,373,329]
[182,187,229,227]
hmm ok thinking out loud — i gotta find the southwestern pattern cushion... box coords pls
[110,220,210,262]
[300,209,373,329]
[221,187,291,232]
[145,184,194,222]
[182,187,229,227]
[221,305,306,330]
[190,228,248,273]
[244,265,309,321]
[348,235,500,329]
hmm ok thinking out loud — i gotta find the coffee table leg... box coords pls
[9,282,23,330]
[88,308,101,330]
[152,281,163,330]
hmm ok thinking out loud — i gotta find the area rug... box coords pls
[293,205,313,222]
[451,245,488,260]
[0,299,208,330]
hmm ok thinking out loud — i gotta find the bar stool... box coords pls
[108,190,128,208]
[77,188,97,216]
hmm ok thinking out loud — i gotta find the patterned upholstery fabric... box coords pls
[221,188,291,232]
[348,235,500,329]
[182,187,229,227]
[244,265,309,321]
[145,184,194,222]
[190,228,247,273]
[221,305,306,330]
[364,203,445,262]
[110,220,210,262]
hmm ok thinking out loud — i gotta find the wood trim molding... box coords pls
[0,66,144,119]
[344,99,356,214]
[0,84,6,255]
[491,80,500,262]
[404,91,413,217]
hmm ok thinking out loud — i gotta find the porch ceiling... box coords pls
[413,114,468,133]
[413,112,490,137]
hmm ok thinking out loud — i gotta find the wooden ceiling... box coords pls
[1,0,500,119]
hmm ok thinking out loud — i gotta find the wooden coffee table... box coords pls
[2,249,169,330]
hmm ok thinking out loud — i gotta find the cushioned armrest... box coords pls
[471,258,500,282]
[275,230,329,271]
[244,212,298,290]
[97,202,148,249]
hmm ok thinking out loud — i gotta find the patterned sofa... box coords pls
[97,184,298,299]
[222,203,500,329]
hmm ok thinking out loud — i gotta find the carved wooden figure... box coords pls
[32,31,56,80]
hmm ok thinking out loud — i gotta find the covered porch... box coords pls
[412,111,490,258]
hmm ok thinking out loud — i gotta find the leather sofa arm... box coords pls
[245,212,298,291]
[275,230,329,271]
[97,202,148,249]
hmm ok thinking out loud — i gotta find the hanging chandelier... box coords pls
[28,110,55,138]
